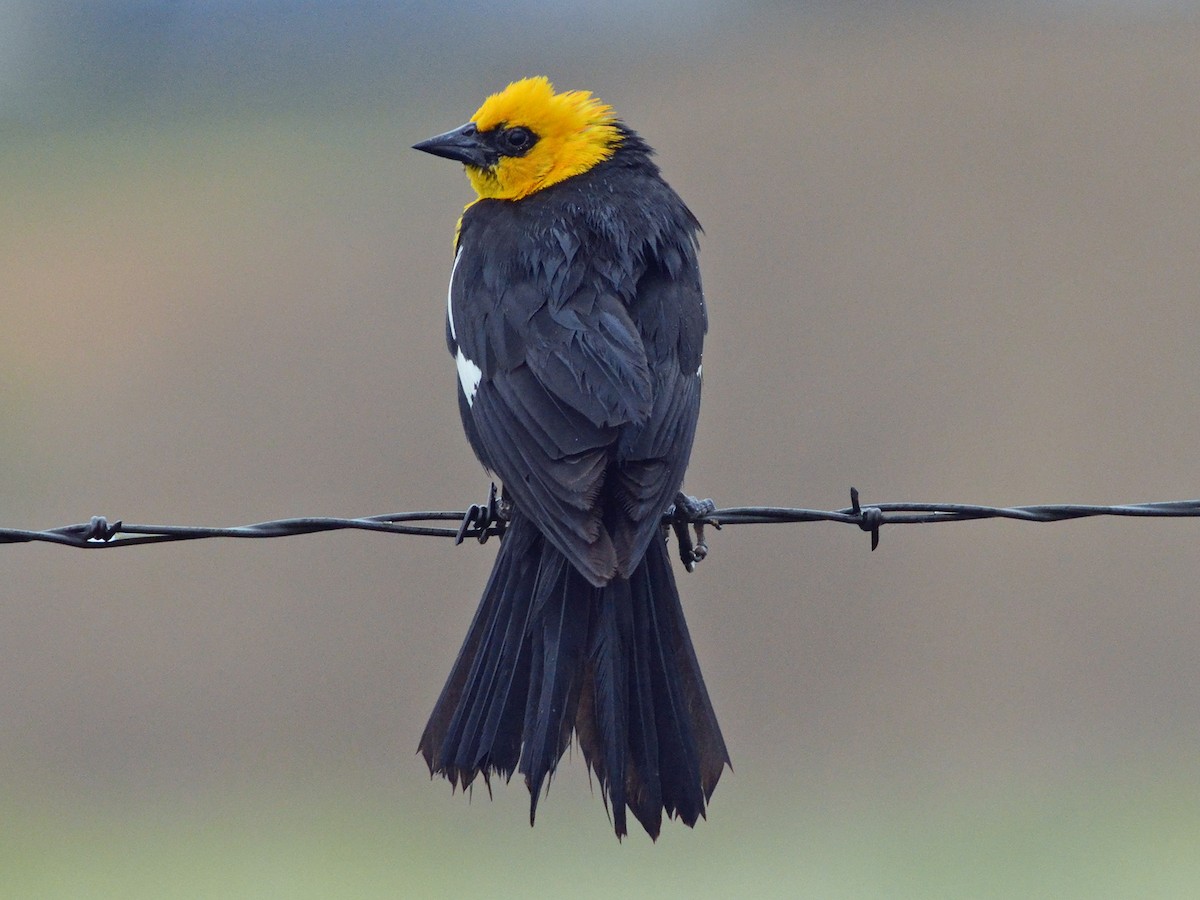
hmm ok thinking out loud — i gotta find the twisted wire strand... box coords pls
[5,489,1199,552]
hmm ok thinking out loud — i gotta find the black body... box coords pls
[419,126,728,839]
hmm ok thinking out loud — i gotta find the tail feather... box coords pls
[622,579,664,830]
[645,537,730,796]
[420,510,728,839]
[520,553,590,818]
[636,540,729,826]
[418,518,539,786]
[581,577,632,836]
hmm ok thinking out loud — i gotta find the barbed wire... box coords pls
[5,488,1200,568]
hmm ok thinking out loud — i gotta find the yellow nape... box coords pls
[466,76,621,201]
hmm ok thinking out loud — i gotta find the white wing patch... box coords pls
[447,247,462,341]
[447,246,483,406]
[456,349,483,406]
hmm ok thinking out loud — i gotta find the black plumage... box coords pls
[417,114,728,839]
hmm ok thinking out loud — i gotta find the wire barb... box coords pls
[454,482,509,545]
[849,487,883,551]
[81,516,122,542]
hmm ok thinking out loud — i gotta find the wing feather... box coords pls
[451,180,706,582]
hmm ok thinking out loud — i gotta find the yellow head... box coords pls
[413,76,622,201]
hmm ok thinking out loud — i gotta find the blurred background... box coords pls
[4,1,1200,896]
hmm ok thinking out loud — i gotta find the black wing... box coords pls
[448,173,705,586]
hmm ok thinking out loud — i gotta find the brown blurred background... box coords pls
[3,3,1200,896]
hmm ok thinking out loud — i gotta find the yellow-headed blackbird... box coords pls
[413,76,728,839]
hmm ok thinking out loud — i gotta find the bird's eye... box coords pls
[500,126,536,155]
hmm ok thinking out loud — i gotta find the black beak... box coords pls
[412,122,490,167]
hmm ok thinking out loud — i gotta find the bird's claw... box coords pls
[667,492,719,572]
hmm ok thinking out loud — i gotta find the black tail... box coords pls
[419,511,729,839]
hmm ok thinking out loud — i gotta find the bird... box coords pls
[412,76,729,840]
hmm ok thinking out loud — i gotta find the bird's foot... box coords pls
[666,492,719,572]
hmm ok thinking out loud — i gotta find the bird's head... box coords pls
[413,76,622,201]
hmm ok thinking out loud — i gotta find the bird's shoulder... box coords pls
[452,154,704,356]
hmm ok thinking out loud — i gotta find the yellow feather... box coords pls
[464,76,621,201]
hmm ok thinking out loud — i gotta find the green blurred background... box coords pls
[4,2,1200,896]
